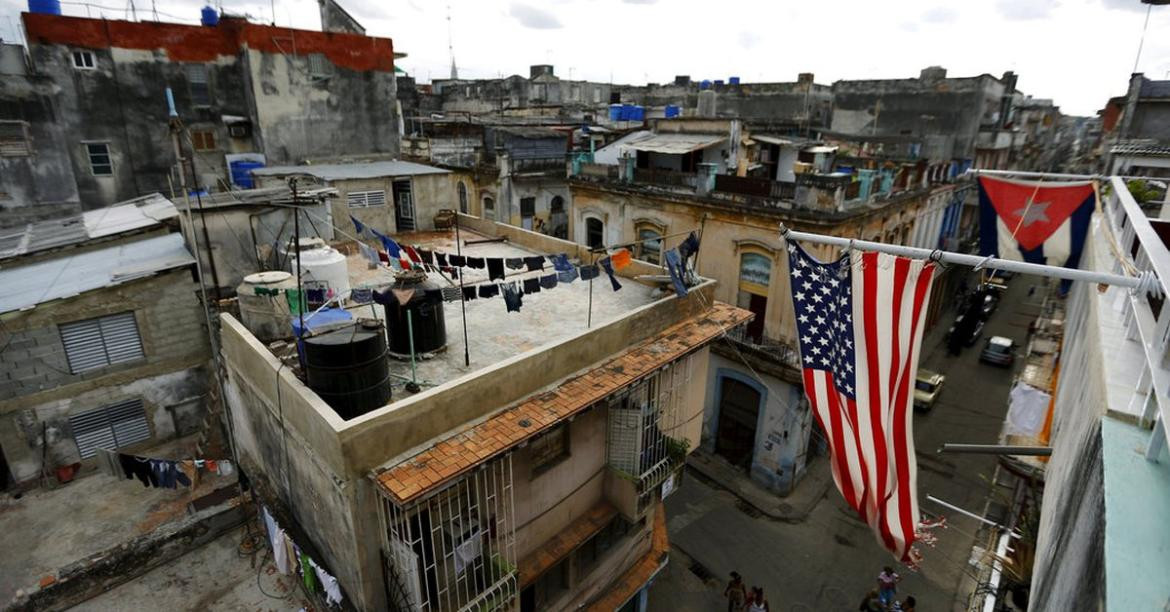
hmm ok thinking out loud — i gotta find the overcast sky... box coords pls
[3,0,1169,116]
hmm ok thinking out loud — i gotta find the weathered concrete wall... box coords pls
[320,172,457,237]
[1128,101,1170,143]
[0,268,211,483]
[0,70,81,224]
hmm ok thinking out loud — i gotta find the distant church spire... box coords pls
[447,4,458,79]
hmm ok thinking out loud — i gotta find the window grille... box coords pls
[347,190,387,208]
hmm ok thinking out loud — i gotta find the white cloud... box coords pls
[508,3,562,29]
[922,6,957,23]
[996,0,1058,20]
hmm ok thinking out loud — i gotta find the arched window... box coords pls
[483,196,495,219]
[738,250,773,343]
[457,181,468,214]
[586,217,604,249]
[549,196,567,239]
[550,195,564,213]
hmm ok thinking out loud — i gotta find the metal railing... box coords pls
[509,156,567,173]
[713,175,797,200]
[632,167,700,189]
[724,326,802,368]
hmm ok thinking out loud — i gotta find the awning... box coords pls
[626,133,725,155]
[804,145,839,154]
[754,134,797,146]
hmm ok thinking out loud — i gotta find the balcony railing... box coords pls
[724,325,802,369]
[509,156,567,174]
[631,167,699,189]
[577,162,619,181]
[713,174,797,200]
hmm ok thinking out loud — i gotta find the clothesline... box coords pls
[94,447,235,490]
[260,504,343,607]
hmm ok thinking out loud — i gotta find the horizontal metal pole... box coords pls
[965,168,1170,182]
[937,443,1053,456]
[925,495,1019,538]
[780,226,1150,292]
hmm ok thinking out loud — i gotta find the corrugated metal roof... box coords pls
[0,232,195,315]
[0,193,178,261]
[252,160,451,181]
[625,133,726,154]
[1111,142,1170,157]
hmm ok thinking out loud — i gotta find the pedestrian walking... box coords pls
[858,589,883,612]
[877,566,901,607]
[746,587,769,612]
[723,571,747,612]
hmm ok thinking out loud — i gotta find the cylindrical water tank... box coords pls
[302,319,391,420]
[200,5,218,26]
[27,0,61,15]
[383,270,447,358]
[289,244,351,300]
[236,271,297,342]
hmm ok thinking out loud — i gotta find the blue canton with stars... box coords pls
[787,242,857,399]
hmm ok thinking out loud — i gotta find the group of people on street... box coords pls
[722,572,770,612]
[859,567,916,611]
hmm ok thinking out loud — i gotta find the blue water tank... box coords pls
[713,79,724,87]
[200,5,218,26]
[630,106,645,121]
[27,0,61,15]
[700,80,711,90]
[608,104,622,121]
[729,76,740,85]
[230,160,264,189]
[620,104,634,121]
[664,105,680,118]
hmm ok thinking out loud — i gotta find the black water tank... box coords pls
[383,270,448,358]
[302,319,391,420]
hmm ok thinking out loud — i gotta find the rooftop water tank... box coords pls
[289,244,351,302]
[728,76,740,85]
[230,160,264,189]
[200,5,218,26]
[699,80,711,90]
[383,269,447,358]
[237,271,298,342]
[302,319,391,420]
[27,0,61,15]
[608,104,622,121]
[664,105,680,118]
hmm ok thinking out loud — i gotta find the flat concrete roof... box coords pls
[329,229,662,403]
[252,160,450,181]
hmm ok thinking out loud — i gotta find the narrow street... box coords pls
[651,273,1042,611]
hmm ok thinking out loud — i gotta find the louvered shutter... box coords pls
[108,399,151,448]
[69,399,150,459]
[60,318,108,373]
[99,312,144,365]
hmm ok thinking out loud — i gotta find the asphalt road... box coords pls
[650,272,1040,612]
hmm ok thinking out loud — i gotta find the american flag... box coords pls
[787,240,936,565]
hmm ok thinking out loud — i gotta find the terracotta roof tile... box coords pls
[517,502,618,587]
[374,301,752,504]
[585,504,669,611]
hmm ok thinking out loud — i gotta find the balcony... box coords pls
[723,325,802,369]
[713,174,797,200]
[631,167,700,190]
[508,155,567,175]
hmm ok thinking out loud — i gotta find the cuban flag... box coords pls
[978,176,1096,268]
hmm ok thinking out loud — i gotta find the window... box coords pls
[529,423,570,475]
[71,50,95,70]
[308,53,333,78]
[0,121,31,156]
[457,181,468,214]
[737,251,773,343]
[592,87,601,103]
[59,311,144,373]
[85,142,113,176]
[523,559,568,612]
[191,129,216,151]
[550,196,564,214]
[636,226,662,265]
[520,196,536,229]
[576,517,630,577]
[186,64,211,107]
[70,398,152,459]
[347,190,387,208]
[586,217,604,249]
[483,196,495,218]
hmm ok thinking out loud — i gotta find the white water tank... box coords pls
[289,245,351,298]
[237,271,297,341]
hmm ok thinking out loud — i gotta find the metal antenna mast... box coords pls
[447,4,458,79]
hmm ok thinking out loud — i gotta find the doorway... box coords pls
[738,292,768,344]
[586,217,604,249]
[393,179,415,232]
[520,197,535,230]
[715,376,761,470]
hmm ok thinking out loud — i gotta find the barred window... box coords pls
[347,190,387,208]
[529,423,570,475]
[0,121,31,156]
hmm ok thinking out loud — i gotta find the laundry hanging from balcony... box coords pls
[261,505,343,607]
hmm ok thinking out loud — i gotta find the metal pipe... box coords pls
[780,225,1152,292]
[925,495,1018,537]
[965,168,1170,182]
[406,310,418,385]
[937,443,1052,456]
[454,213,471,367]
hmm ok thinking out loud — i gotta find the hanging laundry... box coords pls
[539,273,558,290]
[466,256,485,269]
[350,216,366,238]
[479,284,500,299]
[305,288,326,304]
[679,231,701,261]
[217,460,234,477]
[311,560,343,607]
[579,264,600,281]
[286,289,306,315]
[557,267,578,284]
[449,254,467,267]
[300,551,317,593]
[282,536,298,577]
[254,286,280,297]
[486,258,505,281]
[417,249,435,265]
[503,282,523,312]
[205,459,219,473]
[179,460,200,488]
[523,256,545,272]
[351,288,373,304]
[462,286,478,301]
[435,252,449,267]
[505,257,525,270]
[440,286,462,302]
[522,278,541,294]
[664,249,688,297]
[551,253,573,272]
[96,448,121,478]
[599,257,622,291]
[358,243,380,267]
[404,246,423,264]
[610,248,632,270]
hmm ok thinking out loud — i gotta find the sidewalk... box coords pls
[685,448,832,523]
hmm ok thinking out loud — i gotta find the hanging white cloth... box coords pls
[311,559,343,607]
[1006,382,1050,437]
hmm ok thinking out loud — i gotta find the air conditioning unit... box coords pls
[227,121,252,139]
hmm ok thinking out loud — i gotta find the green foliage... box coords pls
[1126,179,1162,204]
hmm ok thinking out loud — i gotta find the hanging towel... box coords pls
[466,256,485,269]
[551,253,573,272]
[557,267,578,284]
[440,286,461,301]
[486,258,506,281]
[351,288,373,304]
[286,289,305,315]
[449,254,467,267]
[358,243,380,267]
[539,273,558,290]
[479,284,500,298]
[579,264,600,281]
[96,448,121,478]
[418,249,435,265]
[173,462,191,487]
[503,282,523,312]
[217,460,234,477]
[305,288,326,304]
[522,278,541,294]
[679,231,701,261]
[600,257,622,291]
[610,248,632,270]
[435,252,449,267]
[462,286,478,301]
[523,256,545,272]
[311,560,344,607]
[404,246,423,264]
[300,551,317,593]
[505,257,525,270]
[664,249,688,297]
[350,215,366,238]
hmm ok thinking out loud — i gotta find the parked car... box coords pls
[914,369,946,411]
[980,336,1016,367]
[978,291,999,318]
[946,314,985,347]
